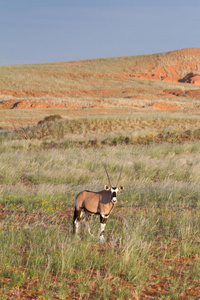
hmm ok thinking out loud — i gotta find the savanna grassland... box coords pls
[1,115,200,299]
[1,48,200,299]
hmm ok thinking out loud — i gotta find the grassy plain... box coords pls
[1,50,200,298]
[1,115,200,299]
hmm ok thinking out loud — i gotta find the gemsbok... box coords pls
[73,166,124,241]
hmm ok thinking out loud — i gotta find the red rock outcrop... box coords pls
[151,103,181,110]
[0,100,65,109]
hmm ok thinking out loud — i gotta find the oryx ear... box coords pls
[104,185,110,191]
[119,186,124,191]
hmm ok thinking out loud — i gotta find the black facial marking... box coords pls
[112,191,117,198]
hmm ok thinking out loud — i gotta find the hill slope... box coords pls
[0,47,200,128]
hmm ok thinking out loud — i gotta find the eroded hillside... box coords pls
[0,47,200,129]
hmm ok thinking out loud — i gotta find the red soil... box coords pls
[0,100,65,109]
[129,48,200,84]
[186,74,200,85]
[1,48,200,114]
[151,102,181,110]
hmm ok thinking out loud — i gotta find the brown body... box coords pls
[73,166,124,242]
[76,190,114,215]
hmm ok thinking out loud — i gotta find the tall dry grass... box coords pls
[1,116,200,298]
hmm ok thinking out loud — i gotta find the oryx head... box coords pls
[104,166,124,204]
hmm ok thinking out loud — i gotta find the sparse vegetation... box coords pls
[1,116,200,299]
[10,116,200,151]
[1,48,200,131]
[1,49,200,298]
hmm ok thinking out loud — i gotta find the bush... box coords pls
[38,115,62,125]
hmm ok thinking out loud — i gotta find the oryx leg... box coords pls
[99,215,108,242]
[73,208,83,235]
[84,213,94,237]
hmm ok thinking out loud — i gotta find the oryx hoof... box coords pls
[99,235,105,243]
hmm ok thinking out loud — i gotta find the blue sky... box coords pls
[1,0,200,65]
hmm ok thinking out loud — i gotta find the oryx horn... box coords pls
[104,165,113,187]
[116,166,123,187]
